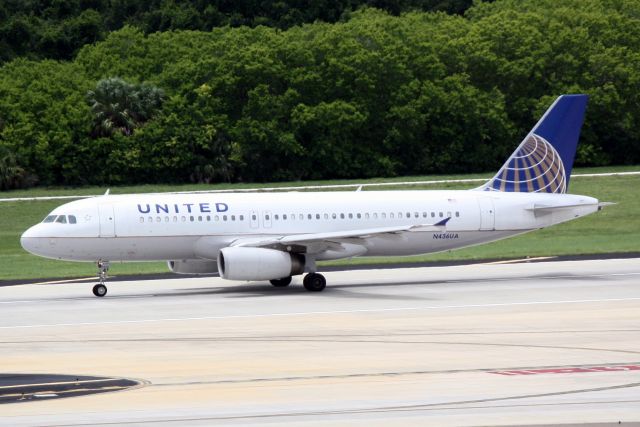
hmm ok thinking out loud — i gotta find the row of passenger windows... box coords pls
[259,211,460,221]
[43,215,77,224]
[139,211,461,224]
[140,214,245,223]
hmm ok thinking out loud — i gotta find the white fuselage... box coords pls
[20,190,599,263]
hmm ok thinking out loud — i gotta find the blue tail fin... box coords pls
[478,94,588,193]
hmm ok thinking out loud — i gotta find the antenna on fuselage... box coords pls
[104,188,110,196]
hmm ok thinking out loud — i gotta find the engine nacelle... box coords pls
[217,247,305,281]
[168,259,218,275]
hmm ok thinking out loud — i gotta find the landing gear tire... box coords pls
[92,284,107,297]
[270,277,292,287]
[93,260,110,297]
[303,273,326,292]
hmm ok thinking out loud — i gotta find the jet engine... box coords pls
[217,247,305,281]
[168,259,218,275]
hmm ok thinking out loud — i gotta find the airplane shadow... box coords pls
[149,270,602,300]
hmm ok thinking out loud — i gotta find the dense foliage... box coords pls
[0,0,639,188]
[0,0,474,63]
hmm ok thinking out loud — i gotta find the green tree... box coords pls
[86,77,164,137]
[0,146,30,190]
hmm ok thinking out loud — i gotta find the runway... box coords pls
[1,258,639,426]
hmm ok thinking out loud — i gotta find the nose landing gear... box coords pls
[92,261,110,297]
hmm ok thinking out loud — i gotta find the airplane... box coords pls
[21,94,608,297]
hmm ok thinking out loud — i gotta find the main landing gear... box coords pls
[303,273,326,292]
[270,276,292,287]
[92,261,110,297]
[269,273,327,292]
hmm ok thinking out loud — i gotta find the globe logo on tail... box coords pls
[487,134,567,193]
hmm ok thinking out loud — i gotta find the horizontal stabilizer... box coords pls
[525,201,600,217]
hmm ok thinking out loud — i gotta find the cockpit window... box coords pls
[43,215,56,223]
[68,215,77,224]
[55,215,67,224]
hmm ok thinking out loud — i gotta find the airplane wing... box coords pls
[229,218,450,256]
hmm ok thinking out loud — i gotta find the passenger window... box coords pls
[324,214,328,219]
[174,216,178,222]
[381,213,386,219]
[43,215,56,223]
[332,213,337,219]
[68,215,77,224]
[316,214,320,219]
[198,216,202,221]
[431,212,435,218]
[231,215,235,221]
[181,216,186,222]
[189,216,194,222]
[371,213,375,219]
[455,212,460,217]
[439,212,443,217]
[55,215,67,224]
[215,215,219,221]
[252,214,257,220]
[240,215,244,221]
[414,212,419,218]
[149,216,153,223]
[165,216,169,222]
[224,215,228,221]
[447,211,451,218]
[390,213,394,219]
[139,217,144,223]
[357,213,361,219]
[206,215,211,221]
[340,213,345,219]
[299,214,303,220]
[406,212,411,218]
[307,214,312,220]
[348,213,353,219]
[275,214,279,220]
[423,212,427,218]
[283,214,287,220]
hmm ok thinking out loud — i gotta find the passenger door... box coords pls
[98,203,116,237]
[478,197,495,231]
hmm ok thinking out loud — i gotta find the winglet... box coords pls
[434,217,451,226]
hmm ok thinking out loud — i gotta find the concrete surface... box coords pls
[1,258,639,426]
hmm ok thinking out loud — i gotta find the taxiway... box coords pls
[1,258,639,426]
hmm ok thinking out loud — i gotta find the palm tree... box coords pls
[0,146,26,190]
[86,77,164,137]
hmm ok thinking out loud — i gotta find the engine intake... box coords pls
[218,247,305,281]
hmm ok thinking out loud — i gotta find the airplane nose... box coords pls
[20,226,41,255]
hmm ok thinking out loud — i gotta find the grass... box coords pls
[0,165,638,281]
